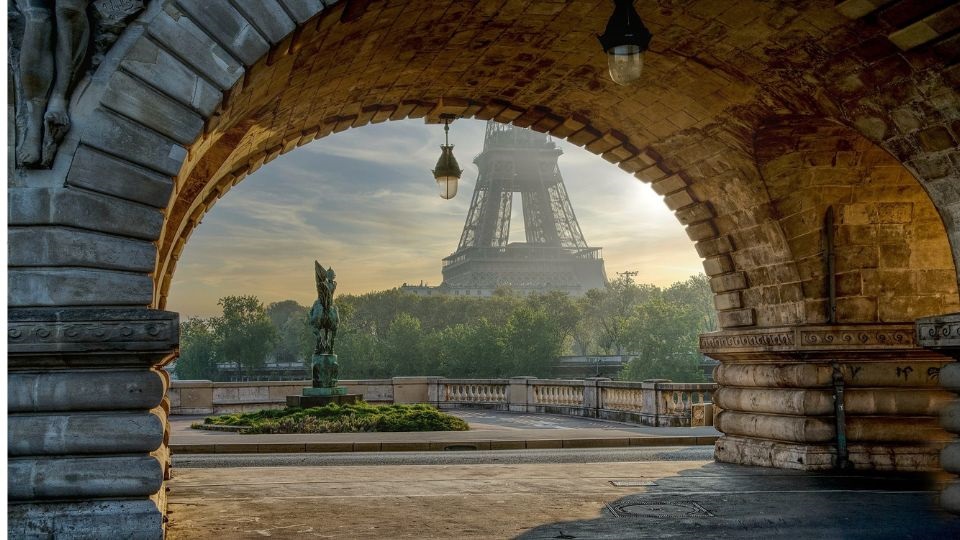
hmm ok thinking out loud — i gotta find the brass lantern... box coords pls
[433,118,462,199]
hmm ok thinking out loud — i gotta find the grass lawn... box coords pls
[194,402,470,434]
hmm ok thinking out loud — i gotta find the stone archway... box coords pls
[8,0,960,537]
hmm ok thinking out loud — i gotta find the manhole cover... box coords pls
[607,501,713,519]
[609,480,657,487]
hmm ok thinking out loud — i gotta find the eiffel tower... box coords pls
[436,121,608,296]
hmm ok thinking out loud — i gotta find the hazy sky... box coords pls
[167,119,703,318]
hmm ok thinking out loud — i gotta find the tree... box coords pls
[267,300,310,363]
[212,295,277,381]
[382,313,426,376]
[175,317,219,380]
[578,274,656,355]
[619,296,705,382]
[431,318,505,378]
[501,306,563,378]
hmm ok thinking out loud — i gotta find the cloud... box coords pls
[167,119,702,317]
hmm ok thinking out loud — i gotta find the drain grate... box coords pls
[606,499,713,519]
[609,480,657,487]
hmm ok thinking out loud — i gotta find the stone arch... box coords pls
[9,1,960,536]
[11,1,958,317]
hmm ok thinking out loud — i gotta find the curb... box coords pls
[170,436,718,454]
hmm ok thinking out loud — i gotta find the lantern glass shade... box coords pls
[607,44,643,86]
[433,144,462,200]
[437,176,459,199]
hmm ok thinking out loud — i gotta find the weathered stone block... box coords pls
[233,0,296,44]
[695,236,734,258]
[120,37,222,117]
[703,255,734,276]
[713,291,742,311]
[278,0,326,23]
[176,0,270,67]
[79,109,187,177]
[686,221,718,241]
[9,187,164,241]
[9,455,163,500]
[836,295,878,322]
[9,269,153,308]
[102,71,204,145]
[675,202,714,225]
[8,370,166,412]
[710,272,748,293]
[9,412,164,455]
[717,308,756,327]
[147,7,244,90]
[664,189,695,210]
[8,500,163,540]
[8,227,156,273]
[716,387,952,416]
[66,146,174,208]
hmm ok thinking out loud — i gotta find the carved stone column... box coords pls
[701,324,954,471]
[8,308,178,538]
[916,313,960,513]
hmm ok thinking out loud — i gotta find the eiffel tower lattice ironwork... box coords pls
[439,121,608,296]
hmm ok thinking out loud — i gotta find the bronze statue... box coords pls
[288,261,357,406]
[309,261,340,387]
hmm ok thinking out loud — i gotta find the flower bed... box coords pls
[194,402,469,434]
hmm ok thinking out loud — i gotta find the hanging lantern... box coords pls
[433,118,462,200]
[597,0,652,86]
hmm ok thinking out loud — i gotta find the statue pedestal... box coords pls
[286,393,360,408]
[288,378,361,408]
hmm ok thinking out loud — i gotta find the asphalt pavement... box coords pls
[167,411,960,538]
[170,409,721,454]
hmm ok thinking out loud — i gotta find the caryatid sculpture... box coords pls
[10,0,145,169]
[309,261,340,388]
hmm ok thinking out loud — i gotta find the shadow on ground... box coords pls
[517,460,960,539]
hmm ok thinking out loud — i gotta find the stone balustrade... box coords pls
[441,379,509,405]
[169,376,716,427]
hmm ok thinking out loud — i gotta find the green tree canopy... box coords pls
[213,295,277,381]
[174,317,219,380]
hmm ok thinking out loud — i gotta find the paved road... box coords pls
[174,446,716,468]
[171,409,720,454]
[167,453,960,539]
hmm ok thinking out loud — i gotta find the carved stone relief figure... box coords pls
[8,0,144,169]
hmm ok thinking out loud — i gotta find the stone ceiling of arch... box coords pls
[146,0,959,326]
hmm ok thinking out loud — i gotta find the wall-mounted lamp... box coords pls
[597,0,653,86]
[433,117,462,200]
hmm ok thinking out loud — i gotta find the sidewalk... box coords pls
[169,409,721,454]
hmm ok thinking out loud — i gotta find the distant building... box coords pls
[553,355,631,378]
[402,122,608,297]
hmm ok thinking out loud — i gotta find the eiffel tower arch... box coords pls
[439,122,608,296]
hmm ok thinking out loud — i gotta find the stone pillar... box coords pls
[582,377,611,418]
[8,308,178,538]
[701,324,953,471]
[508,377,535,413]
[391,376,443,404]
[916,313,960,513]
[642,379,670,427]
